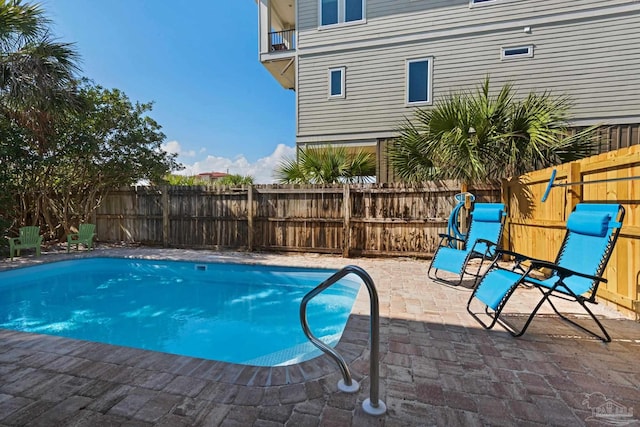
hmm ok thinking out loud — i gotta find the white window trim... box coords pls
[318,0,366,28]
[469,0,497,8]
[328,67,346,99]
[501,45,534,60]
[406,57,433,106]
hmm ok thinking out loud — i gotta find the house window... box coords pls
[501,45,534,60]
[406,58,432,105]
[469,0,496,6]
[329,67,345,98]
[345,0,363,22]
[320,0,365,26]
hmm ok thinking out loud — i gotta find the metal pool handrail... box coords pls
[299,265,386,416]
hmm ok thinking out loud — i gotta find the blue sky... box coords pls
[45,1,296,183]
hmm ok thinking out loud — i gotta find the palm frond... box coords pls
[388,118,438,182]
[276,145,375,184]
[0,1,48,52]
[0,38,80,110]
[275,154,306,184]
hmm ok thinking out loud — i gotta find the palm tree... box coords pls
[0,0,80,140]
[0,0,80,232]
[388,77,597,184]
[276,145,376,184]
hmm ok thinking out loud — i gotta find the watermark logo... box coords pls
[582,392,636,425]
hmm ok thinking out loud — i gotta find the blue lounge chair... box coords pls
[467,203,625,342]
[427,203,507,286]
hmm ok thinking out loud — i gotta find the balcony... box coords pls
[268,28,296,52]
[257,0,296,90]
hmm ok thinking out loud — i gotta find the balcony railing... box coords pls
[269,29,296,52]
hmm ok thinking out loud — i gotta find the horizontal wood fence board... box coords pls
[507,219,568,228]
[258,218,343,223]
[254,188,344,194]
[97,215,164,220]
[350,218,446,224]
[168,216,246,220]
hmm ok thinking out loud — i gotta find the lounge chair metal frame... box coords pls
[428,203,507,286]
[467,203,625,342]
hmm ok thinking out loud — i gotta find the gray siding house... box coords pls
[256,0,640,182]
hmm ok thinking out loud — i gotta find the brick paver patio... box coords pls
[0,248,639,426]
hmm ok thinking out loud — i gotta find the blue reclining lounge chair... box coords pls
[467,203,624,342]
[428,203,507,286]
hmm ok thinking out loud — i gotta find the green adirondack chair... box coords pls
[67,223,96,253]
[8,226,43,261]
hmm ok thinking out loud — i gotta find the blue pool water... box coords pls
[0,258,361,366]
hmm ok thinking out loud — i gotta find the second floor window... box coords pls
[321,0,365,27]
[329,67,346,98]
[406,58,433,105]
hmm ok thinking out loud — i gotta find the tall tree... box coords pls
[0,0,81,234]
[0,2,181,240]
[29,81,181,235]
[388,77,596,184]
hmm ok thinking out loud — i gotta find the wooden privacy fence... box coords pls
[95,182,500,258]
[502,145,640,316]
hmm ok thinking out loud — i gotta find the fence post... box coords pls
[500,178,510,251]
[567,162,582,218]
[459,181,469,249]
[162,186,169,248]
[247,185,254,251]
[343,184,351,258]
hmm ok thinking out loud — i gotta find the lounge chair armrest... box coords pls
[468,238,498,257]
[490,248,549,273]
[7,236,20,244]
[67,233,80,241]
[437,233,464,244]
[475,238,496,246]
[472,238,498,250]
[494,248,532,263]
[529,260,607,284]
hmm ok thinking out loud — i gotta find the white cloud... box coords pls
[173,143,296,184]
[161,140,196,158]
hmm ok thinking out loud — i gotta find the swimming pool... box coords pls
[0,257,361,366]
